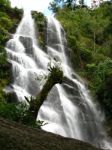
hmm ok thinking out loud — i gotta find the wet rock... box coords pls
[7,61,14,84]
[19,36,33,55]
[6,91,18,103]
[4,85,18,103]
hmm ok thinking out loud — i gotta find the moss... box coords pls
[32,11,46,49]
[0,2,23,102]
[56,3,112,135]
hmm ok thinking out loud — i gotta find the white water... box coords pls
[5,10,112,149]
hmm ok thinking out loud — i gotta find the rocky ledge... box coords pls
[0,117,103,150]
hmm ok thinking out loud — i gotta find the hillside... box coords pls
[55,1,112,135]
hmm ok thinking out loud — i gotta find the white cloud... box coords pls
[10,0,53,12]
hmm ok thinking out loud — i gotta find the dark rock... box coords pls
[7,33,13,39]
[19,36,33,56]
[4,85,18,103]
[0,117,104,150]
[6,91,18,103]
[7,61,14,84]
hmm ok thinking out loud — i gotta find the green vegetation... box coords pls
[0,65,63,127]
[0,101,46,128]
[0,0,112,139]
[32,11,46,49]
[0,0,22,102]
[0,1,63,129]
[25,65,63,125]
[50,1,112,134]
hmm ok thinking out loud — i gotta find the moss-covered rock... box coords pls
[32,11,46,49]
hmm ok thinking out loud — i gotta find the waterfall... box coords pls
[5,10,112,149]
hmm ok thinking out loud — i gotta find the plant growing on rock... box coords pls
[24,64,64,125]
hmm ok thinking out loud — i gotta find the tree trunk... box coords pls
[93,31,96,54]
[27,67,64,123]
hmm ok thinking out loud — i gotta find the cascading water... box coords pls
[5,10,49,100]
[5,9,112,149]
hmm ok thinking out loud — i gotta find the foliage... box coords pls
[0,0,11,7]
[0,0,112,135]
[25,65,63,124]
[32,11,46,48]
[0,102,26,121]
[0,2,63,128]
[53,2,112,131]
[0,101,46,128]
[47,61,63,84]
[49,0,87,12]
[49,0,61,13]
[0,0,22,104]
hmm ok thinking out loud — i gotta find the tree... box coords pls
[49,0,62,13]
[0,0,11,7]
[79,0,84,6]
[49,0,76,12]
[64,0,74,7]
[25,66,64,124]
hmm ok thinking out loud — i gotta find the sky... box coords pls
[10,0,53,15]
[85,0,91,7]
[10,0,92,12]
[9,0,108,15]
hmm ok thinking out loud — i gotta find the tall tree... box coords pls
[49,0,76,12]
[0,0,11,7]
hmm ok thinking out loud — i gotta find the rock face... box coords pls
[0,118,103,150]
[19,36,33,56]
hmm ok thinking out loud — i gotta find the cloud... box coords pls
[10,0,52,12]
